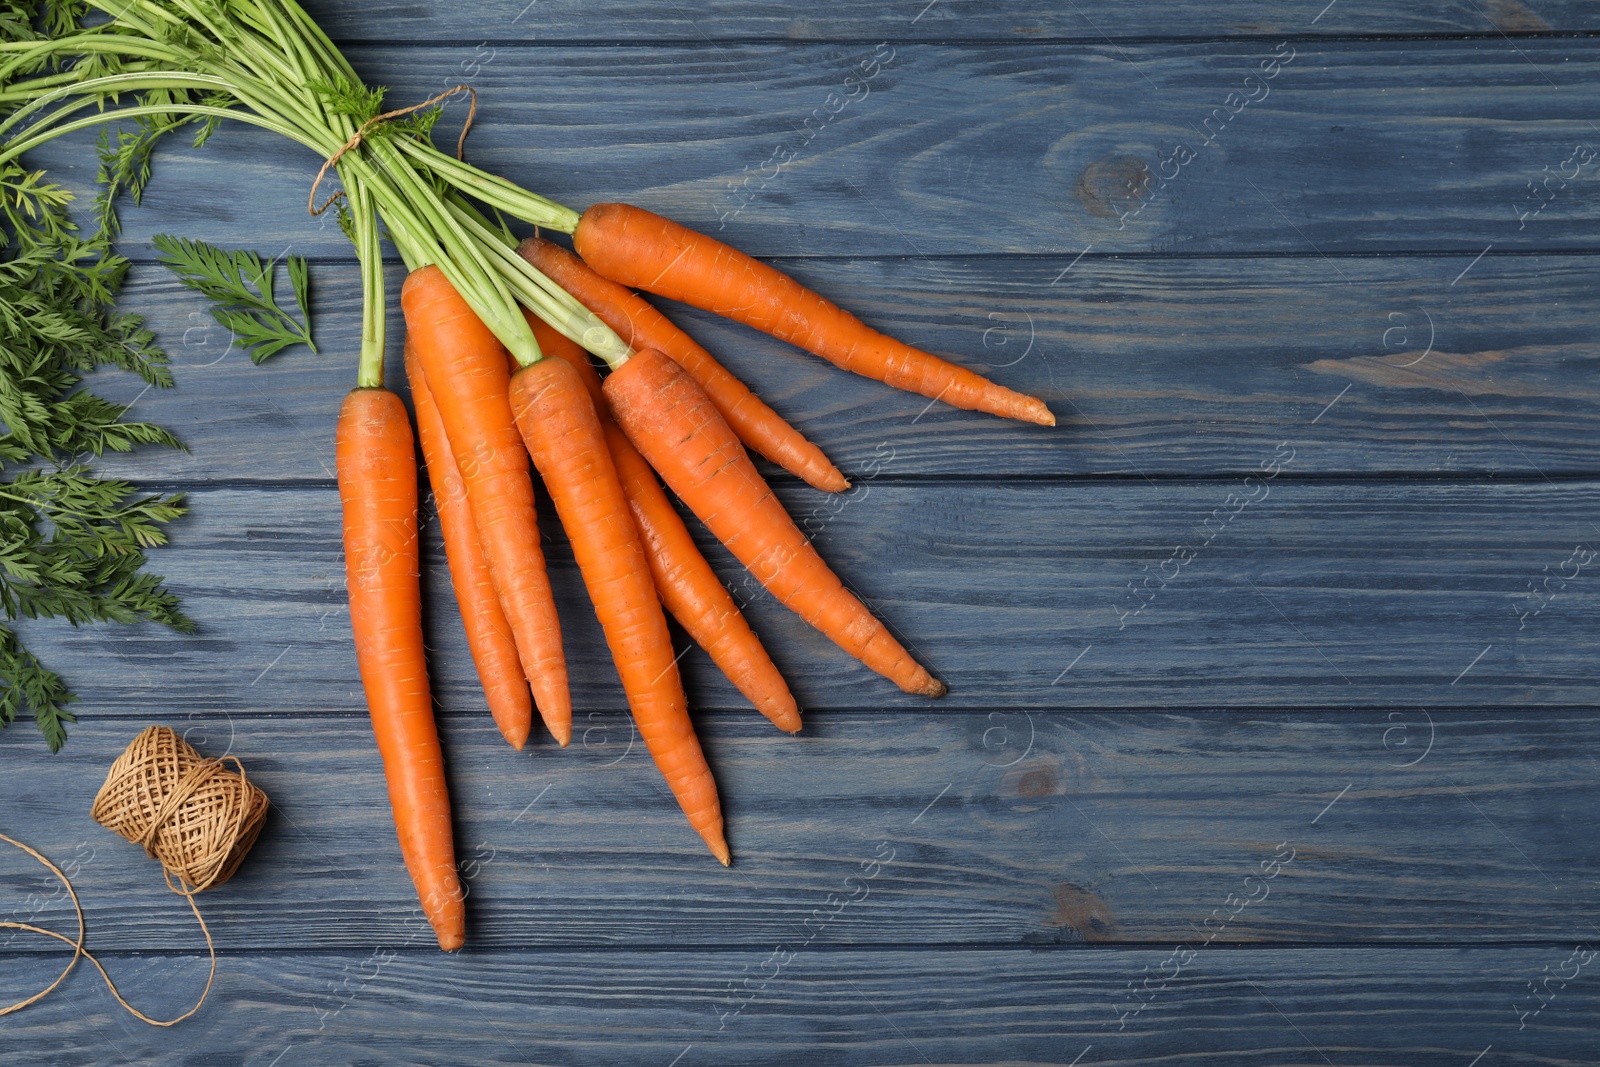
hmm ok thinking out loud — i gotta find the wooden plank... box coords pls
[26,40,1600,258]
[9,13,1598,1067]
[3,946,1596,1065]
[304,0,1600,42]
[2,710,1596,951]
[11,480,1600,714]
[93,253,1600,484]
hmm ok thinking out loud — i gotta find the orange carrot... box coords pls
[519,236,848,493]
[405,339,535,750]
[572,203,1054,427]
[606,420,802,732]
[401,266,571,746]
[335,386,464,952]
[520,312,603,405]
[605,349,945,698]
[525,313,801,732]
[509,354,730,864]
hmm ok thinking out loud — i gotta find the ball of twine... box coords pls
[90,725,269,895]
[3,724,269,1026]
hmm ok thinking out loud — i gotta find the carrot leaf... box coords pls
[307,76,386,125]
[0,624,76,753]
[153,234,316,362]
[0,157,190,751]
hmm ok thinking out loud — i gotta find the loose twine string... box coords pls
[308,84,478,217]
[1,726,269,1025]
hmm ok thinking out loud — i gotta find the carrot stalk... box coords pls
[509,354,731,864]
[526,314,802,733]
[519,236,848,493]
[401,265,572,746]
[405,339,536,750]
[572,203,1055,427]
[605,349,946,698]
[335,386,464,952]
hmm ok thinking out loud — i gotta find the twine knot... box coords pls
[309,84,478,217]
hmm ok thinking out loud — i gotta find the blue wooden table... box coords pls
[4,3,1600,1064]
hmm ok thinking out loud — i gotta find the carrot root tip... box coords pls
[708,835,732,866]
[810,467,850,493]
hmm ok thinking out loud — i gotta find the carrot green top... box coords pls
[0,1,622,380]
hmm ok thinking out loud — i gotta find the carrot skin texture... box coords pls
[510,356,730,864]
[335,386,465,952]
[572,203,1054,427]
[401,266,571,746]
[405,340,535,750]
[606,420,802,732]
[522,311,607,409]
[523,314,802,733]
[519,236,848,493]
[605,349,946,698]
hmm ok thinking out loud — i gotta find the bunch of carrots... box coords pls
[0,1,1052,952]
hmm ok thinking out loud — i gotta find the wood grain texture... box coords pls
[302,0,1598,42]
[1,711,1594,951]
[94,253,1600,484]
[24,41,1600,259]
[5,479,1600,719]
[5,9,1600,1062]
[3,946,1596,1066]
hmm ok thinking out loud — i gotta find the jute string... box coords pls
[1,726,268,1025]
[308,84,478,217]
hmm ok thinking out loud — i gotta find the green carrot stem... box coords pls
[0,72,234,140]
[0,34,183,83]
[0,3,601,381]
[245,0,324,90]
[0,101,325,168]
[351,178,386,389]
[0,63,157,102]
[396,138,580,232]
[360,136,542,365]
[441,194,631,369]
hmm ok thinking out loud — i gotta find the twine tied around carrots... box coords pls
[1,726,269,1025]
[308,83,478,217]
